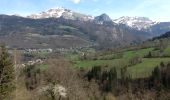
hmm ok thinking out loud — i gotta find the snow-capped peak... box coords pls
[27,7,94,21]
[47,7,68,17]
[113,16,158,30]
[27,7,70,19]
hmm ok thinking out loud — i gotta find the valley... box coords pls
[1,5,170,100]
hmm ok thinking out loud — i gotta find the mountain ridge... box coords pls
[113,16,157,30]
[0,14,146,49]
[0,7,170,49]
[19,7,170,36]
[6,7,169,31]
[27,7,94,21]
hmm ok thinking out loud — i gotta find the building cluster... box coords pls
[25,48,53,53]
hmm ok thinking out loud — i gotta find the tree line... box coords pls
[0,45,15,99]
[86,61,170,96]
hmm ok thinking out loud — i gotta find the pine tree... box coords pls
[109,67,117,90]
[152,66,161,90]
[0,45,15,99]
[120,67,128,86]
[147,51,152,58]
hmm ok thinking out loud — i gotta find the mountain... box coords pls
[27,7,94,21]
[0,14,147,49]
[113,16,170,36]
[26,8,170,37]
[1,7,170,49]
[94,13,113,24]
[113,16,157,30]
[150,22,170,36]
[152,31,170,40]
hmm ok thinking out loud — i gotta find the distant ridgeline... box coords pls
[152,31,170,40]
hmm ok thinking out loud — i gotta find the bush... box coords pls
[129,55,142,66]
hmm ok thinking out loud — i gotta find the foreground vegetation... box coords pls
[1,37,170,100]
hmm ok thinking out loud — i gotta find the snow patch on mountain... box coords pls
[27,7,70,19]
[27,7,94,21]
[113,16,158,30]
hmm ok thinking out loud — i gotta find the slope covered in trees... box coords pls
[0,15,148,49]
[1,30,170,99]
[0,45,15,99]
[153,31,170,40]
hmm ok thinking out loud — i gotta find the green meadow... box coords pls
[73,47,170,78]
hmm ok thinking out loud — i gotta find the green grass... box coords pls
[65,48,96,61]
[163,45,170,56]
[74,57,170,78]
[72,47,170,79]
[37,64,49,71]
[98,54,116,60]
[123,48,154,59]
[67,54,80,61]
[128,58,170,78]
[98,53,124,60]
[74,59,128,68]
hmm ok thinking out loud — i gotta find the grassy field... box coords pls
[163,45,170,56]
[74,48,154,67]
[128,58,170,78]
[74,58,170,78]
[74,59,128,68]
[97,53,117,60]
[73,47,170,78]
[123,48,154,59]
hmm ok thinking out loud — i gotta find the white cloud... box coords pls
[71,0,81,4]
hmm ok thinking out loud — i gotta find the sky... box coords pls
[0,0,170,22]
